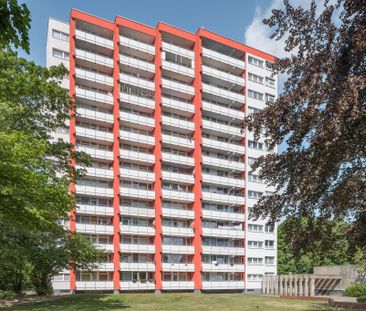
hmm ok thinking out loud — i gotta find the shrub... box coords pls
[0,290,16,299]
[345,284,366,297]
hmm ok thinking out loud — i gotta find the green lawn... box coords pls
[0,293,353,311]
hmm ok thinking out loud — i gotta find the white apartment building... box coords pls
[47,9,277,294]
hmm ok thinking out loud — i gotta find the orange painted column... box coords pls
[112,23,121,293]
[192,35,203,291]
[68,16,77,293]
[153,30,163,291]
[242,53,247,290]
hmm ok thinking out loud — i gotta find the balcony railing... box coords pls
[202,191,245,205]
[120,149,155,164]
[162,189,194,202]
[162,60,194,77]
[162,78,194,96]
[202,65,244,86]
[119,187,155,200]
[202,119,243,137]
[76,146,113,161]
[202,100,244,120]
[162,171,194,184]
[161,152,194,167]
[76,87,113,106]
[162,41,194,59]
[120,130,155,146]
[120,168,155,182]
[120,111,155,129]
[162,115,194,132]
[76,204,114,216]
[162,226,194,237]
[120,36,155,55]
[162,134,194,149]
[162,207,195,220]
[202,83,245,103]
[75,185,114,197]
[75,48,113,68]
[75,223,114,234]
[119,92,155,111]
[120,225,155,236]
[202,137,244,155]
[202,47,245,69]
[162,263,195,272]
[75,29,113,49]
[120,73,155,90]
[75,67,113,86]
[202,263,245,272]
[77,107,114,124]
[202,227,245,239]
[120,54,155,73]
[201,209,245,222]
[202,173,244,188]
[120,205,155,218]
[75,126,113,142]
[202,155,244,171]
[162,244,194,254]
[120,244,155,253]
[202,245,245,256]
[162,96,194,114]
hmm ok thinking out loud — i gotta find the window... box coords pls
[248,172,263,184]
[248,224,263,232]
[265,240,275,249]
[248,56,264,68]
[248,140,264,150]
[248,257,263,265]
[265,61,273,70]
[265,256,275,265]
[248,274,263,281]
[248,190,263,199]
[248,73,264,84]
[265,224,274,233]
[248,241,263,249]
[266,93,275,103]
[248,89,264,101]
[52,48,69,60]
[247,106,261,115]
[248,157,257,165]
[52,29,69,41]
[265,77,275,88]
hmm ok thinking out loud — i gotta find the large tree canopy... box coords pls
[246,0,366,252]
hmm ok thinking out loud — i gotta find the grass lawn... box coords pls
[0,293,354,311]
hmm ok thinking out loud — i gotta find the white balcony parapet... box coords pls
[75,67,113,86]
[120,111,155,129]
[82,166,114,180]
[162,60,194,77]
[76,87,113,105]
[76,281,114,291]
[120,205,155,218]
[120,73,155,90]
[96,243,114,252]
[202,101,245,120]
[202,263,245,272]
[120,131,155,146]
[75,185,114,197]
[162,208,195,220]
[162,115,194,131]
[75,29,113,49]
[202,83,245,103]
[202,155,244,171]
[119,92,155,111]
[77,146,113,161]
[162,226,194,237]
[202,173,244,188]
[120,225,155,236]
[76,126,113,142]
[76,204,114,216]
[202,191,245,205]
[162,42,194,59]
[120,262,155,271]
[95,262,114,271]
[202,47,245,69]
[202,137,244,155]
[202,281,245,290]
[120,244,155,253]
[162,281,194,290]
[162,134,194,149]
[161,152,194,167]
[77,107,114,124]
[202,227,245,239]
[201,209,245,222]
[75,48,113,68]
[202,119,243,137]
[120,149,154,164]
[162,171,194,184]
[202,245,245,256]
[162,245,195,254]
[162,189,195,202]
[120,54,155,73]
[162,263,195,272]
[161,97,194,114]
[202,65,244,86]
[119,187,155,200]
[75,223,114,234]
[162,78,194,96]
[120,36,155,55]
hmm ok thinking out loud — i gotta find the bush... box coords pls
[0,290,17,299]
[345,284,366,297]
[357,295,366,302]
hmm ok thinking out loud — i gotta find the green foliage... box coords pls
[0,290,16,299]
[0,0,31,52]
[345,284,366,297]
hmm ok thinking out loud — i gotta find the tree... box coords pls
[0,0,31,53]
[245,0,366,254]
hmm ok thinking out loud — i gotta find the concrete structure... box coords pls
[47,9,278,293]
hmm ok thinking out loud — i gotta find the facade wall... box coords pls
[47,10,277,293]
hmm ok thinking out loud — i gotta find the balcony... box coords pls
[162,208,195,220]
[202,83,245,103]
[120,168,154,183]
[162,60,194,77]
[120,244,155,253]
[162,263,195,272]
[77,107,114,124]
[120,205,155,218]
[83,166,114,180]
[202,173,244,188]
[76,204,114,216]
[202,137,244,155]
[162,78,194,97]
[120,54,155,73]
[201,209,245,222]
[161,152,194,167]
[120,225,155,236]
[76,146,113,161]
[120,281,155,291]
[202,245,245,256]
[162,281,194,290]
[202,101,245,120]
[120,130,155,146]
[120,36,155,56]
[75,87,113,106]
[120,262,155,271]
[162,171,194,184]
[162,245,194,254]
[202,65,244,86]
[202,227,245,239]
[202,191,245,205]
[120,111,155,129]
[119,187,155,200]
[75,29,113,50]
[162,226,194,237]
[96,262,114,271]
[75,48,113,68]
[162,134,194,149]
[119,92,155,111]
[96,243,114,252]
[202,47,245,69]
[75,67,113,87]
[162,97,194,114]
[202,281,244,290]
[162,42,194,59]
[202,263,245,272]
[120,149,155,164]
[76,281,114,291]
[75,223,114,234]
[75,126,113,143]
[202,155,244,171]
[120,73,155,91]
[162,115,194,132]
[202,119,243,137]
[75,185,114,197]
[162,189,194,202]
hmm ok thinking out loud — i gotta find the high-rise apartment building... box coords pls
[48,9,277,294]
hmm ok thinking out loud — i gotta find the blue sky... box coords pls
[20,0,276,65]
